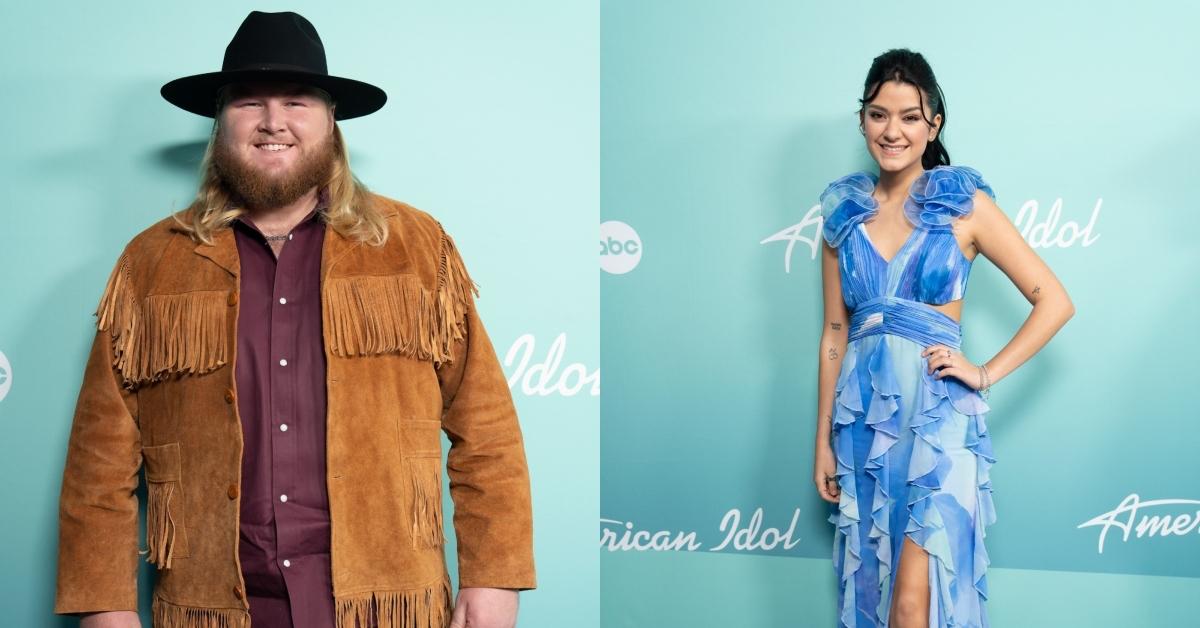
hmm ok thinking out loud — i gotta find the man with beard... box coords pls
[54,11,536,628]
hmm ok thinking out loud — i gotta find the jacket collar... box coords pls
[192,193,397,281]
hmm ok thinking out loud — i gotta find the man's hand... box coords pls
[448,587,520,628]
[79,610,141,628]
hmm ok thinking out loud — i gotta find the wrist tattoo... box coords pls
[827,347,838,360]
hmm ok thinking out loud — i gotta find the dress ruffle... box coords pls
[820,172,879,248]
[829,343,865,627]
[827,337,997,627]
[819,165,995,248]
[903,165,996,228]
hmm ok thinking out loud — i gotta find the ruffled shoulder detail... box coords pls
[903,165,996,228]
[820,171,879,248]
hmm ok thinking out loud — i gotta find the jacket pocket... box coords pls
[141,442,191,567]
[397,419,443,458]
[398,420,445,549]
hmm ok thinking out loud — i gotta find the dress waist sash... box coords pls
[848,296,962,349]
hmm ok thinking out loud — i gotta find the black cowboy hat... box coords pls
[160,11,386,120]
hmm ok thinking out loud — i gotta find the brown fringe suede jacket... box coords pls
[53,192,536,627]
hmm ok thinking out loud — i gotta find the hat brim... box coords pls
[161,69,386,120]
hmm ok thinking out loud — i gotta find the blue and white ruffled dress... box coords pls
[821,165,999,628]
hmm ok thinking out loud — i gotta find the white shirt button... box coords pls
[280,423,288,432]
[280,494,288,502]
[283,559,291,567]
[279,297,287,305]
[279,358,288,366]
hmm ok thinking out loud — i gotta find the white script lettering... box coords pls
[505,332,600,397]
[1077,493,1200,553]
[710,507,802,552]
[600,518,703,551]
[600,508,804,553]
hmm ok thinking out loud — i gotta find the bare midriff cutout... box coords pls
[929,298,963,324]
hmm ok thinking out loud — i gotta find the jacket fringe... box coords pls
[145,481,179,569]
[408,458,445,548]
[335,577,454,628]
[324,226,479,366]
[95,253,229,388]
[95,252,142,388]
[151,595,249,628]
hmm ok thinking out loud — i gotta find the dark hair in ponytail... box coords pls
[858,48,950,169]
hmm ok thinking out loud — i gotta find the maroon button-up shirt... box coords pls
[231,191,336,628]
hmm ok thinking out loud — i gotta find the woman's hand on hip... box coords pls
[922,344,983,390]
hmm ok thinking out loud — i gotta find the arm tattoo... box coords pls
[1032,285,1041,297]
[827,347,838,360]
[831,322,842,330]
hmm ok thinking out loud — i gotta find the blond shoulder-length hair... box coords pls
[171,86,390,247]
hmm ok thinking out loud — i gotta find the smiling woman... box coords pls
[813,48,1075,628]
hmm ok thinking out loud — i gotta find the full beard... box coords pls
[212,129,338,210]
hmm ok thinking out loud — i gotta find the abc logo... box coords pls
[0,350,10,403]
[600,221,642,275]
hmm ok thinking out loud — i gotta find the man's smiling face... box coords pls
[211,80,338,210]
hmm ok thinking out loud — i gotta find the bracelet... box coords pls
[978,363,991,399]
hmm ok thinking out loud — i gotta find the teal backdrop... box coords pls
[0,1,597,627]
[601,1,1200,626]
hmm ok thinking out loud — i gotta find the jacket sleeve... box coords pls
[54,253,143,614]
[435,229,537,591]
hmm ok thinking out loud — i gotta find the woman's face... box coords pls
[860,80,942,175]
